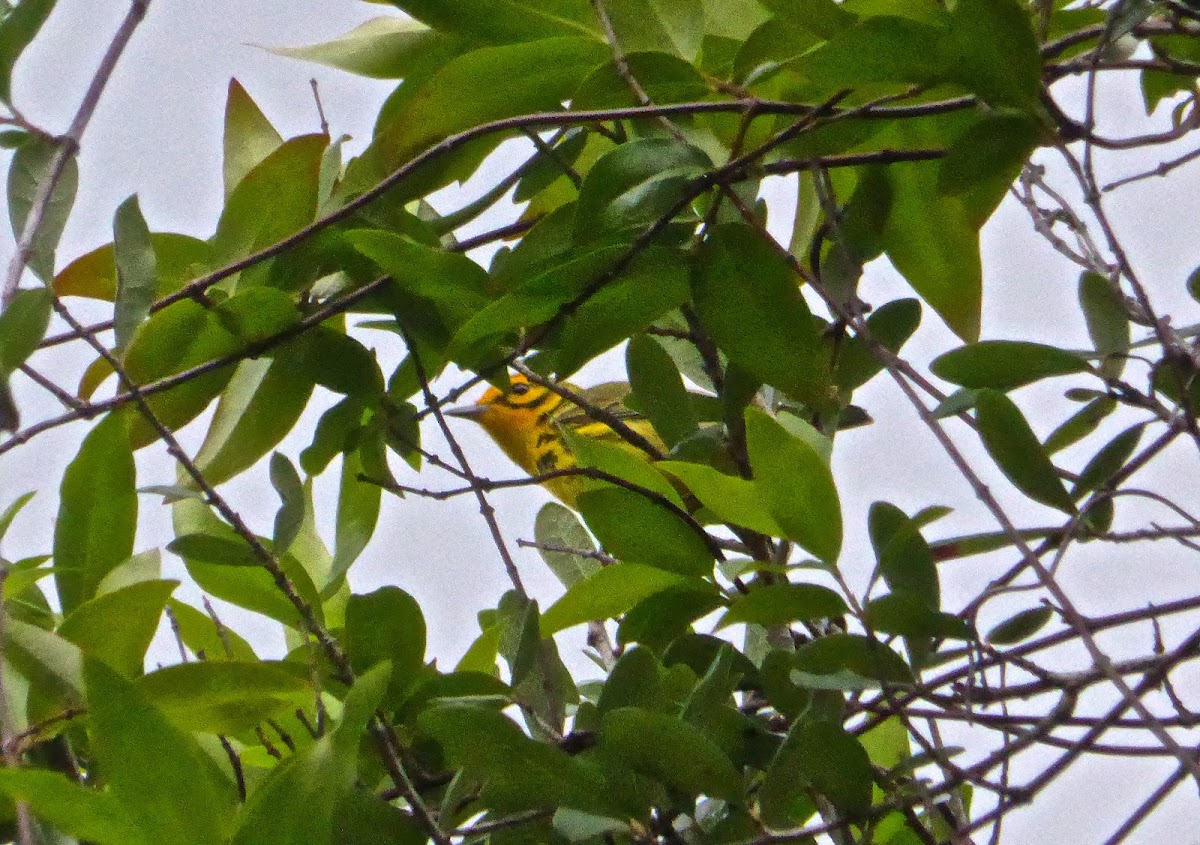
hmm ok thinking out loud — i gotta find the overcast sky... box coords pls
[1,2,1198,842]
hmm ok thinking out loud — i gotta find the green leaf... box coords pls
[211,134,324,273]
[693,225,831,406]
[858,722,911,792]
[699,0,769,39]
[280,477,334,595]
[392,0,597,43]
[944,0,1041,108]
[0,768,146,845]
[597,645,687,715]
[554,808,631,843]
[58,580,177,677]
[598,706,741,801]
[880,120,982,341]
[933,387,980,419]
[54,415,136,614]
[513,128,590,203]
[418,705,610,814]
[221,79,283,200]
[345,586,427,707]
[757,722,819,828]
[495,591,541,686]
[938,111,1039,196]
[534,502,602,588]
[717,583,846,629]
[0,0,55,104]
[576,487,714,576]
[976,390,1075,513]
[616,586,724,651]
[863,593,970,639]
[168,533,260,567]
[497,592,577,739]
[1073,423,1144,497]
[301,397,365,475]
[834,298,921,392]
[268,16,450,79]
[3,554,51,605]
[986,606,1053,645]
[793,633,913,687]
[868,502,938,609]
[172,500,321,628]
[86,660,237,845]
[351,38,607,194]
[137,661,314,734]
[120,290,300,449]
[1043,396,1117,455]
[296,328,383,401]
[229,664,389,845]
[330,446,381,583]
[564,425,681,505]
[347,229,491,335]
[94,548,160,595]
[1141,67,1194,115]
[1079,271,1130,379]
[542,246,691,377]
[332,791,427,845]
[745,408,842,563]
[663,632,759,688]
[573,138,711,241]
[164,598,257,662]
[574,50,709,110]
[759,0,854,39]
[112,195,159,353]
[7,133,77,281]
[626,334,698,449]
[734,15,823,88]
[0,489,33,543]
[187,347,316,489]
[449,245,624,366]
[269,452,305,553]
[928,526,1061,563]
[0,285,50,374]
[764,717,873,820]
[5,616,84,702]
[54,233,213,301]
[798,14,949,90]
[541,562,691,634]
[0,375,16,432]
[604,0,705,60]
[0,129,26,148]
[657,461,782,536]
[932,340,1090,390]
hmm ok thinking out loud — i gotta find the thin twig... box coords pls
[39,93,976,349]
[0,276,392,460]
[47,290,449,844]
[588,0,686,140]
[401,327,528,598]
[3,0,151,306]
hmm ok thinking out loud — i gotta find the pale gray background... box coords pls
[0,2,1197,841]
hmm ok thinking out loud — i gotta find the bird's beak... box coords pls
[443,402,487,420]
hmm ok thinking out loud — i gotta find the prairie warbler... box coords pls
[446,375,665,507]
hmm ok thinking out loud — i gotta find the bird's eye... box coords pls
[510,381,531,396]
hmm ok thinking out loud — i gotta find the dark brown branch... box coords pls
[0,276,392,459]
[39,93,978,349]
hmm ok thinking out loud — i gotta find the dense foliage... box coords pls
[0,0,1198,842]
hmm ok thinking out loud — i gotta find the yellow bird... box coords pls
[445,374,666,507]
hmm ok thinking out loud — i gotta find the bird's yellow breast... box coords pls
[454,376,664,507]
